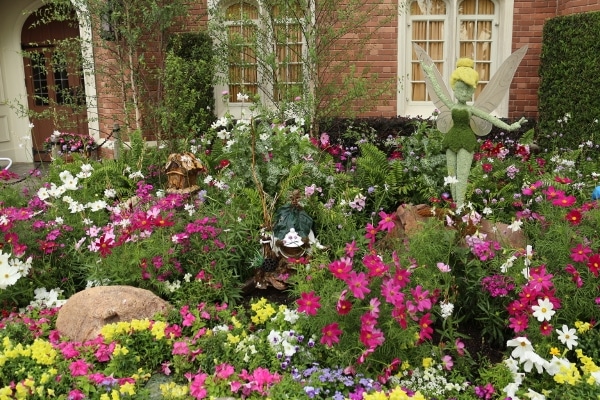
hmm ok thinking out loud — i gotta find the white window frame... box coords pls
[398,0,514,119]
[211,0,308,119]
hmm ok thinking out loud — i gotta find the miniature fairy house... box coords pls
[165,152,205,194]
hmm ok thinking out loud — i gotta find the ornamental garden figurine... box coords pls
[413,44,528,209]
[165,152,206,194]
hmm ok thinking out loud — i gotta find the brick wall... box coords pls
[557,0,600,16]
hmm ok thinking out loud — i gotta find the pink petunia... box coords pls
[189,372,208,399]
[320,322,343,347]
[296,291,321,316]
[68,359,90,377]
[215,363,235,380]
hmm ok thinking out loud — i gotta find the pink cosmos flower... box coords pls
[543,186,564,200]
[296,291,321,316]
[345,270,371,299]
[565,209,583,225]
[381,277,405,307]
[410,285,432,312]
[418,313,434,342]
[377,211,396,232]
[393,268,411,289]
[508,313,529,333]
[364,223,378,242]
[436,262,451,272]
[360,326,385,348]
[571,243,592,263]
[540,321,553,336]
[587,253,600,277]
[328,257,353,280]
[552,194,576,207]
[362,253,388,277]
[344,240,358,258]
[565,264,583,287]
[320,322,343,347]
[336,289,353,315]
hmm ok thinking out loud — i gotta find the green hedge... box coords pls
[161,32,215,142]
[538,11,600,150]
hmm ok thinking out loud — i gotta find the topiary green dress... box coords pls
[442,108,478,153]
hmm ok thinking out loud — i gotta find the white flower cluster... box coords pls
[27,287,66,309]
[0,250,32,290]
[391,365,467,397]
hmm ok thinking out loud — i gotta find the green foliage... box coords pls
[539,11,600,151]
[159,32,215,151]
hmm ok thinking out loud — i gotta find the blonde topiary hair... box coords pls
[450,58,479,89]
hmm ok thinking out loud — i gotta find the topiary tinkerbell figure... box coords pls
[413,43,528,209]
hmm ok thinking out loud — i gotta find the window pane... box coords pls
[410,0,446,101]
[32,53,49,106]
[226,2,259,101]
[458,0,494,97]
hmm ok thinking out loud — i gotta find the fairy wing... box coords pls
[470,46,528,136]
[412,43,453,133]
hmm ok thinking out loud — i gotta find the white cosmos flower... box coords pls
[506,337,534,360]
[531,297,555,322]
[0,252,22,289]
[556,325,578,350]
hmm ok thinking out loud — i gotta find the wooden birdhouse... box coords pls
[165,152,205,194]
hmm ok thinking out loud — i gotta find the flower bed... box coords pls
[1,115,600,399]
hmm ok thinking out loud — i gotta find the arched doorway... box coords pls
[21,4,89,162]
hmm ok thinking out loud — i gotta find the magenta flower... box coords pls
[344,240,358,258]
[418,313,433,342]
[68,359,90,376]
[189,372,208,399]
[570,243,592,263]
[215,363,235,380]
[381,277,404,307]
[410,285,432,312]
[320,322,343,347]
[68,389,86,400]
[360,325,385,349]
[565,264,583,287]
[345,270,371,299]
[377,211,396,232]
[587,253,600,277]
[508,313,529,333]
[328,257,353,280]
[336,290,353,315]
[296,291,321,316]
[552,194,576,207]
[362,253,388,277]
[172,341,190,355]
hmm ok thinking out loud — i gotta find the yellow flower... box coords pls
[151,321,167,340]
[401,361,411,371]
[231,316,242,329]
[130,318,151,332]
[575,321,591,334]
[553,363,581,385]
[113,344,129,356]
[30,339,57,365]
[160,381,189,398]
[422,357,433,368]
[549,347,561,356]
[119,382,136,396]
[100,394,111,400]
[389,387,412,400]
[227,333,240,344]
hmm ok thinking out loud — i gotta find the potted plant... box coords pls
[44,131,98,161]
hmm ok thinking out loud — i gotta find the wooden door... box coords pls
[21,5,88,162]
